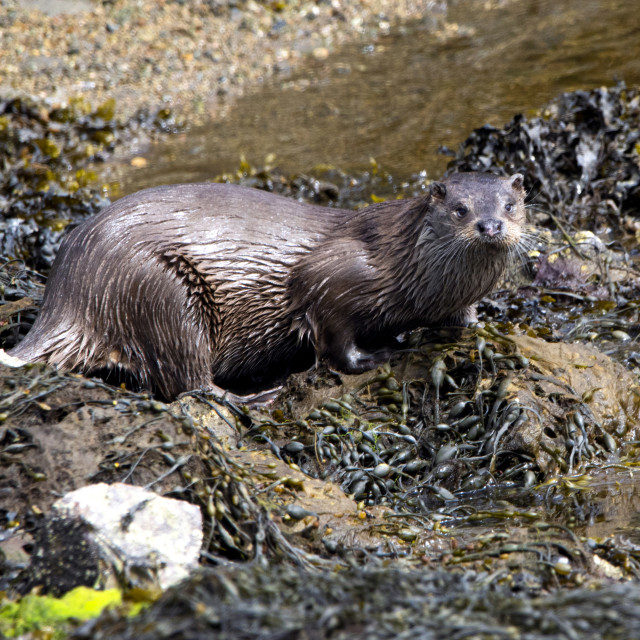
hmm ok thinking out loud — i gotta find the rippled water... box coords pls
[108,0,640,195]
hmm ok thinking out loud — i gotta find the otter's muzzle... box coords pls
[476,219,504,238]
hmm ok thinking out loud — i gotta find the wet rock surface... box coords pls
[3,80,640,637]
[51,483,203,590]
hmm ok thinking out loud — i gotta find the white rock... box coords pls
[53,483,203,589]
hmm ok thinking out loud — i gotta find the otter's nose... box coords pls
[476,219,504,238]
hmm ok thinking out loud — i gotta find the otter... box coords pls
[8,172,525,398]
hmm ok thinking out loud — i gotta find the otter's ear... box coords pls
[430,181,447,200]
[510,173,524,192]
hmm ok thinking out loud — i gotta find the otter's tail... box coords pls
[0,348,28,368]
[6,308,104,372]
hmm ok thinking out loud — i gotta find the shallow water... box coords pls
[438,468,640,544]
[108,0,640,196]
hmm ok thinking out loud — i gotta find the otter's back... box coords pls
[11,183,346,395]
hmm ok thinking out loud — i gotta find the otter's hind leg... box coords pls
[119,253,219,399]
[10,252,218,400]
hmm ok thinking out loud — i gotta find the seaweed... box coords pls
[0,96,185,273]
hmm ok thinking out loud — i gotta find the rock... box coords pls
[504,335,640,472]
[52,483,203,590]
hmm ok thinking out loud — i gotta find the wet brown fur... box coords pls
[10,173,525,398]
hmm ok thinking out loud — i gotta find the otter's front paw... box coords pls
[336,344,392,374]
[442,305,478,328]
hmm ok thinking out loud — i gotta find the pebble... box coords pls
[553,556,572,576]
[612,330,631,341]
[312,47,330,60]
[0,0,429,124]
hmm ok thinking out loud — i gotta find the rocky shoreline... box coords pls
[1,0,427,124]
[3,2,640,637]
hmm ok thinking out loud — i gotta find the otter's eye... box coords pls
[505,202,514,213]
[455,205,468,219]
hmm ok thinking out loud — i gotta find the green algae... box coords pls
[0,586,122,638]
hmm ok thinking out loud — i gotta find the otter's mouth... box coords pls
[470,234,519,255]
[474,233,511,245]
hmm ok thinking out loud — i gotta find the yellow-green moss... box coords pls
[0,586,122,639]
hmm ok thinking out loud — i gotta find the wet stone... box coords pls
[51,483,203,590]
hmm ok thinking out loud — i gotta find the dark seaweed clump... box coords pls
[0,96,184,272]
[214,155,404,210]
[87,562,640,640]
[443,82,640,231]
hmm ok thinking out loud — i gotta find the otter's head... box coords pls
[426,172,526,252]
